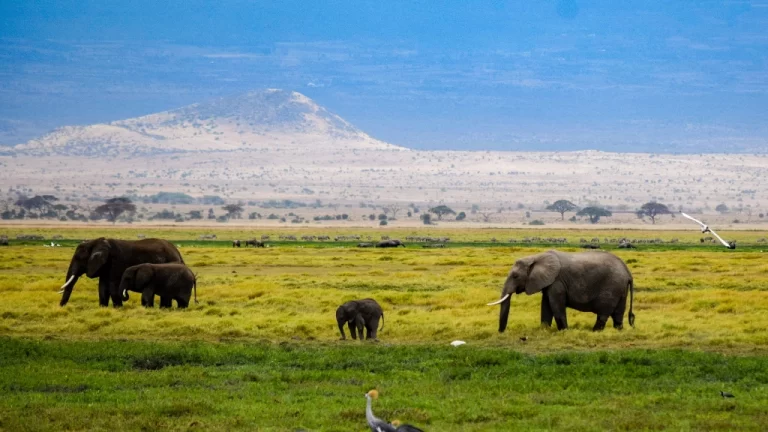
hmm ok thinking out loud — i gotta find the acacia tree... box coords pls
[715,204,729,214]
[222,204,244,219]
[576,206,612,224]
[429,205,456,220]
[15,195,58,217]
[638,202,671,224]
[546,199,578,220]
[383,203,403,220]
[94,197,136,224]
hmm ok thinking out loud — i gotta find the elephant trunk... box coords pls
[337,319,346,339]
[498,296,511,333]
[59,263,82,306]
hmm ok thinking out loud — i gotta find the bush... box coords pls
[379,220,388,226]
[529,219,545,225]
[421,214,432,225]
[378,214,387,221]
[456,212,466,221]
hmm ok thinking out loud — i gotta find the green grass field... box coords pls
[1,227,767,430]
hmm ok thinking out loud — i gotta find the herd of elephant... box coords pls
[57,237,636,337]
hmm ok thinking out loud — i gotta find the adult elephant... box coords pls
[375,239,405,248]
[58,237,184,307]
[487,250,634,332]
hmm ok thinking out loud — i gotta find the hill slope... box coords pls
[15,89,403,156]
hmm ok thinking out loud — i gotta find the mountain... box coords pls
[14,89,403,156]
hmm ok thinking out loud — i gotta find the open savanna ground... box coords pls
[1,227,768,430]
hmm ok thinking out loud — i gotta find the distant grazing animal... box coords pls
[376,239,405,248]
[365,390,424,432]
[58,238,184,307]
[487,250,634,332]
[232,240,241,248]
[357,242,374,248]
[336,299,384,340]
[119,263,197,308]
[245,239,265,248]
[681,212,735,249]
[0,236,8,246]
[618,243,636,249]
[720,391,735,398]
[580,244,600,249]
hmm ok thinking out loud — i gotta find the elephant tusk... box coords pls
[59,275,75,291]
[487,293,510,306]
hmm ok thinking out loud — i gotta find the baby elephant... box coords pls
[119,263,197,308]
[336,298,385,341]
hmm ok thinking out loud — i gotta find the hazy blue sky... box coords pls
[1,0,767,151]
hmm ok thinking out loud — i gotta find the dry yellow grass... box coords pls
[2,236,767,354]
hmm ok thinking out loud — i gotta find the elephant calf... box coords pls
[336,298,385,340]
[119,263,198,308]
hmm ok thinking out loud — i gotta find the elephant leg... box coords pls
[159,296,172,308]
[592,315,609,332]
[98,278,110,307]
[176,298,189,309]
[540,294,553,327]
[141,290,154,308]
[611,299,627,330]
[348,322,357,340]
[109,280,123,307]
[367,316,380,340]
[546,283,568,330]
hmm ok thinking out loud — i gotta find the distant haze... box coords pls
[1,1,767,152]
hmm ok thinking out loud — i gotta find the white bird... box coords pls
[450,340,466,347]
[680,212,735,249]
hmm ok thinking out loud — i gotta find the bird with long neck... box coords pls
[365,390,424,432]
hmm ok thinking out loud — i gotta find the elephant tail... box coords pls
[193,273,199,304]
[379,312,384,332]
[628,279,635,328]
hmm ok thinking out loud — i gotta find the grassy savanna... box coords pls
[1,228,768,430]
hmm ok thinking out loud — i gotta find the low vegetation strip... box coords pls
[0,338,766,431]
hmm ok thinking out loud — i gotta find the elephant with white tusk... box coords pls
[488,250,635,332]
[59,238,184,308]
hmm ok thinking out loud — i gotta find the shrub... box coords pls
[529,219,545,225]
[379,220,388,226]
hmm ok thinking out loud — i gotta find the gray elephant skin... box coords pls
[489,250,635,332]
[59,237,184,307]
[336,298,385,340]
[119,263,197,308]
[376,239,405,248]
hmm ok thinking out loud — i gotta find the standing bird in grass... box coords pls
[365,390,425,432]
[680,212,736,249]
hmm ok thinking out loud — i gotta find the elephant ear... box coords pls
[86,239,110,277]
[135,266,154,290]
[525,252,561,295]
